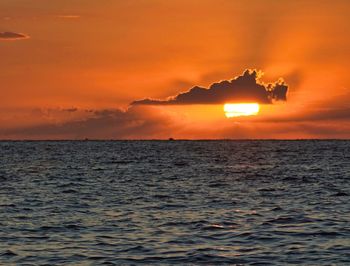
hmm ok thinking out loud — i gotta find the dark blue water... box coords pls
[0,140,349,265]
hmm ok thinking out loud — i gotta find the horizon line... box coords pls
[0,138,349,142]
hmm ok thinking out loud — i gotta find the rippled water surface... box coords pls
[0,140,349,265]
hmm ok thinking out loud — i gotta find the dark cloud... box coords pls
[0,31,29,40]
[132,69,288,105]
[0,106,180,140]
[257,107,350,123]
[301,107,350,122]
[63,108,78,113]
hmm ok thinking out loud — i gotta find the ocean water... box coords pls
[0,140,349,265]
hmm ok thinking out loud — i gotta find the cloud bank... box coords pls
[0,31,29,41]
[2,103,349,140]
[0,106,179,140]
[132,69,288,105]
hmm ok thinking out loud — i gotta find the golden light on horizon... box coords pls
[224,103,260,118]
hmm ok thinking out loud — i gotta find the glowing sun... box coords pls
[224,103,260,118]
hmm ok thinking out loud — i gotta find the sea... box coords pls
[0,140,349,265]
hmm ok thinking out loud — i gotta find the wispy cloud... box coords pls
[0,31,29,41]
[55,15,81,19]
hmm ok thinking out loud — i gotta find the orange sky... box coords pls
[0,0,349,139]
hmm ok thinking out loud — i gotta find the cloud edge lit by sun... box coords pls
[131,69,288,106]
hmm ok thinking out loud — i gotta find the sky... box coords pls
[0,0,349,139]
